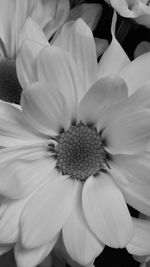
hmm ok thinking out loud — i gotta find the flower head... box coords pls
[0,0,70,103]
[1,12,150,267]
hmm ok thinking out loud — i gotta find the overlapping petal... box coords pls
[0,100,44,147]
[53,19,98,99]
[0,158,55,199]
[63,188,103,265]
[127,218,150,255]
[79,75,128,125]
[111,155,150,215]
[37,46,79,116]
[15,236,58,267]
[21,81,71,135]
[21,173,80,248]
[82,174,133,248]
[103,109,150,154]
[16,39,47,89]
[98,12,130,79]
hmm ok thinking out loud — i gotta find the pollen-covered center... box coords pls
[54,122,109,181]
[0,58,22,104]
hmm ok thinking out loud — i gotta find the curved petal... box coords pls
[119,51,150,95]
[40,0,70,40]
[0,197,31,244]
[21,81,70,135]
[0,100,44,147]
[19,18,48,46]
[79,75,128,125]
[103,109,150,154]
[53,19,98,100]
[82,174,133,248]
[16,39,46,89]
[111,155,150,215]
[63,187,104,265]
[37,46,78,116]
[98,12,130,79]
[127,218,150,256]
[0,158,55,199]
[67,3,103,31]
[21,173,80,248]
[15,235,58,267]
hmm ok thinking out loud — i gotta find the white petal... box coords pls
[103,109,150,154]
[79,75,128,125]
[127,218,150,256]
[0,158,55,199]
[98,12,130,79]
[40,0,70,40]
[63,187,104,265]
[19,18,48,46]
[37,46,78,117]
[15,235,58,267]
[21,173,80,248]
[67,3,103,31]
[0,100,44,147]
[111,155,150,215]
[0,197,31,243]
[53,19,98,100]
[16,39,46,89]
[119,52,150,95]
[21,81,70,135]
[82,174,133,248]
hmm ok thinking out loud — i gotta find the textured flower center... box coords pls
[50,122,110,181]
[0,58,22,104]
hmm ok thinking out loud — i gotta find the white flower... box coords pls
[105,0,150,28]
[0,0,70,103]
[1,12,150,267]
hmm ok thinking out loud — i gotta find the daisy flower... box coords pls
[0,0,70,103]
[1,12,150,267]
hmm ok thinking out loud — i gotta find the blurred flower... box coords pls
[67,3,109,57]
[134,41,150,57]
[105,0,150,28]
[1,12,150,267]
[0,0,70,103]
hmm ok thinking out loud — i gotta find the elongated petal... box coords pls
[19,18,48,46]
[0,158,55,199]
[67,4,102,31]
[0,100,44,147]
[63,188,103,265]
[79,75,128,125]
[119,52,150,95]
[98,12,130,79]
[41,0,70,40]
[82,174,133,248]
[103,109,150,154]
[15,235,58,267]
[127,219,150,256]
[17,39,46,89]
[53,19,98,99]
[21,81,70,135]
[0,197,31,243]
[111,155,150,215]
[37,46,78,117]
[21,173,80,248]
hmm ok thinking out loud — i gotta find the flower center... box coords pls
[49,122,111,181]
[0,58,22,104]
